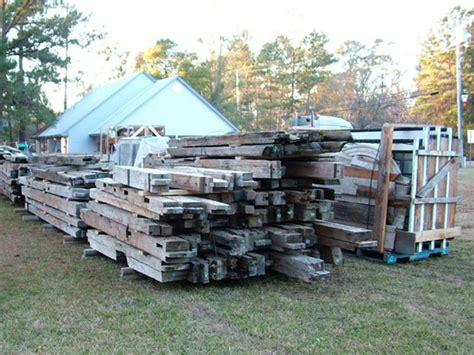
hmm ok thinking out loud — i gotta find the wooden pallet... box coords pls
[351,240,450,264]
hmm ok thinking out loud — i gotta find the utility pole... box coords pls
[456,10,465,167]
[235,70,240,112]
[64,37,69,111]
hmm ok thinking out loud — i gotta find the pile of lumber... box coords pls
[329,124,461,258]
[83,130,370,283]
[19,154,111,239]
[329,143,410,251]
[0,148,28,203]
[155,130,375,257]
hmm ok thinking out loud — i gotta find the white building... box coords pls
[36,72,238,153]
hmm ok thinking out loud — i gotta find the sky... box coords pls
[48,0,472,111]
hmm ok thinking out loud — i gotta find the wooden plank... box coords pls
[164,166,239,188]
[168,171,214,193]
[29,167,84,186]
[29,154,100,165]
[435,137,449,229]
[116,166,218,194]
[87,200,172,236]
[288,128,352,142]
[343,166,399,181]
[129,230,196,262]
[413,143,424,232]
[169,131,292,147]
[373,124,393,253]
[282,161,343,179]
[269,252,329,282]
[396,226,461,243]
[283,190,314,203]
[26,203,85,238]
[317,235,377,250]
[264,226,305,252]
[448,146,458,228]
[26,197,86,228]
[294,203,319,221]
[197,159,284,179]
[81,210,195,262]
[394,226,461,254]
[185,196,231,214]
[144,158,284,179]
[46,182,90,200]
[168,144,284,158]
[90,189,183,221]
[114,166,171,192]
[414,197,460,204]
[423,137,436,231]
[81,209,128,239]
[206,230,248,256]
[112,166,130,186]
[187,257,210,284]
[22,214,40,222]
[415,157,456,198]
[95,178,184,215]
[21,186,86,217]
[312,220,373,243]
[317,246,344,265]
[87,230,189,283]
[90,188,164,220]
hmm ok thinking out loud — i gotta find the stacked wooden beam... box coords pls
[0,150,28,203]
[147,130,349,221]
[28,153,102,166]
[84,162,336,283]
[80,129,361,282]
[19,154,111,239]
[83,165,264,283]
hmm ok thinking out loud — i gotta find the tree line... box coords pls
[134,35,411,131]
[1,2,472,143]
[0,0,98,143]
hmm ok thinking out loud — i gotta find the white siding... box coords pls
[118,80,235,136]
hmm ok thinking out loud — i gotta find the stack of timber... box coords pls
[19,154,111,239]
[161,129,376,257]
[0,148,28,203]
[336,124,461,262]
[83,165,263,283]
[84,164,333,283]
[138,129,371,277]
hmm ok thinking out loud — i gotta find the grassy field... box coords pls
[1,169,473,353]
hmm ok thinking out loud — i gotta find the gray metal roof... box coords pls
[88,76,176,135]
[89,76,239,135]
[37,71,156,138]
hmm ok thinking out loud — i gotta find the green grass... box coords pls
[1,169,473,353]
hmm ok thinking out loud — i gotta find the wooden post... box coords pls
[374,124,394,253]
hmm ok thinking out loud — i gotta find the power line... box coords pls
[317,86,453,116]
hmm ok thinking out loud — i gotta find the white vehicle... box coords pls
[292,114,353,130]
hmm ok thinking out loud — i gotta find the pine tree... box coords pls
[412,6,473,128]
[0,0,98,143]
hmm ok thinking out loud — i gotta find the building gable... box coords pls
[38,72,156,138]
[90,76,238,136]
